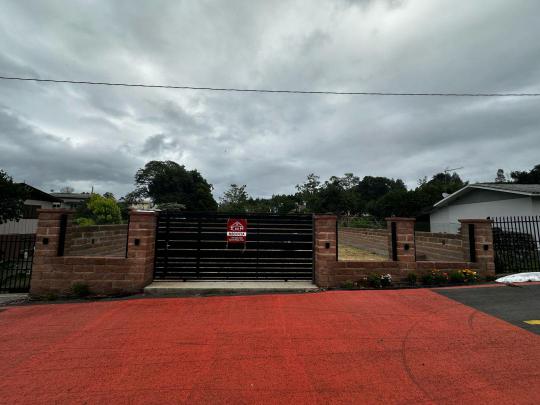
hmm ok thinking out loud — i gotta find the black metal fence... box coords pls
[491,216,540,274]
[0,233,36,292]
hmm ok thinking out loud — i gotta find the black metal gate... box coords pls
[0,234,35,292]
[491,216,540,274]
[154,212,313,280]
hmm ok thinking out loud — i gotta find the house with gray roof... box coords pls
[430,183,540,233]
[50,192,92,209]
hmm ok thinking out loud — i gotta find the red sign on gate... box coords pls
[227,219,247,243]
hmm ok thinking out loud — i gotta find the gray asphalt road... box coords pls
[435,284,540,335]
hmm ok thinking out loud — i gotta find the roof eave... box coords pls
[471,184,537,197]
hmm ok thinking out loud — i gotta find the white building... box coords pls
[430,183,540,233]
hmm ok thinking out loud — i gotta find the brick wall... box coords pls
[316,215,495,288]
[415,232,464,262]
[30,210,157,296]
[459,219,495,274]
[65,224,128,257]
[338,227,388,256]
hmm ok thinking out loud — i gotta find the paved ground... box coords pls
[436,284,540,335]
[1,288,539,404]
[0,293,28,306]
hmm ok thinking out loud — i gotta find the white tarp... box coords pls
[496,272,540,283]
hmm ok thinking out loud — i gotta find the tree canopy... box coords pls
[510,164,540,184]
[75,193,122,225]
[219,184,249,212]
[130,160,217,211]
[0,170,28,224]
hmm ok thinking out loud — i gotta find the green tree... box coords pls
[510,163,540,184]
[131,161,217,211]
[0,170,29,224]
[243,194,301,214]
[295,173,322,212]
[219,184,249,212]
[267,194,301,214]
[355,176,406,202]
[83,194,122,224]
[415,172,465,207]
[367,172,466,220]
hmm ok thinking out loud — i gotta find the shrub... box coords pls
[380,274,393,287]
[75,194,122,225]
[421,270,449,285]
[87,194,122,224]
[421,272,434,285]
[367,274,382,288]
[433,270,449,285]
[71,282,91,298]
[406,272,417,286]
[461,269,479,283]
[74,217,96,227]
[449,270,466,284]
[341,280,356,289]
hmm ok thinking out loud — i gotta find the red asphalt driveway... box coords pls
[1,289,539,404]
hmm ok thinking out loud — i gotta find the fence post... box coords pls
[459,219,495,275]
[314,215,337,287]
[33,209,75,259]
[30,209,75,294]
[386,218,416,262]
[126,210,158,286]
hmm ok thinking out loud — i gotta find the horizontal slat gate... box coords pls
[154,212,313,280]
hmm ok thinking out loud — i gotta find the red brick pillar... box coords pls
[127,210,158,286]
[314,215,337,287]
[386,217,416,262]
[459,219,495,275]
[31,209,75,294]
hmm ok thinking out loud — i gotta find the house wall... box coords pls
[0,219,38,235]
[430,189,537,233]
[533,197,540,213]
[0,199,55,234]
[26,199,54,209]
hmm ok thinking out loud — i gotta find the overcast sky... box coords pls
[1,0,540,199]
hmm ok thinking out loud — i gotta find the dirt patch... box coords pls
[338,244,387,261]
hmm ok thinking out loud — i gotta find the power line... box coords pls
[1,75,540,97]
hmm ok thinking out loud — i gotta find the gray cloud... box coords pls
[1,0,539,199]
